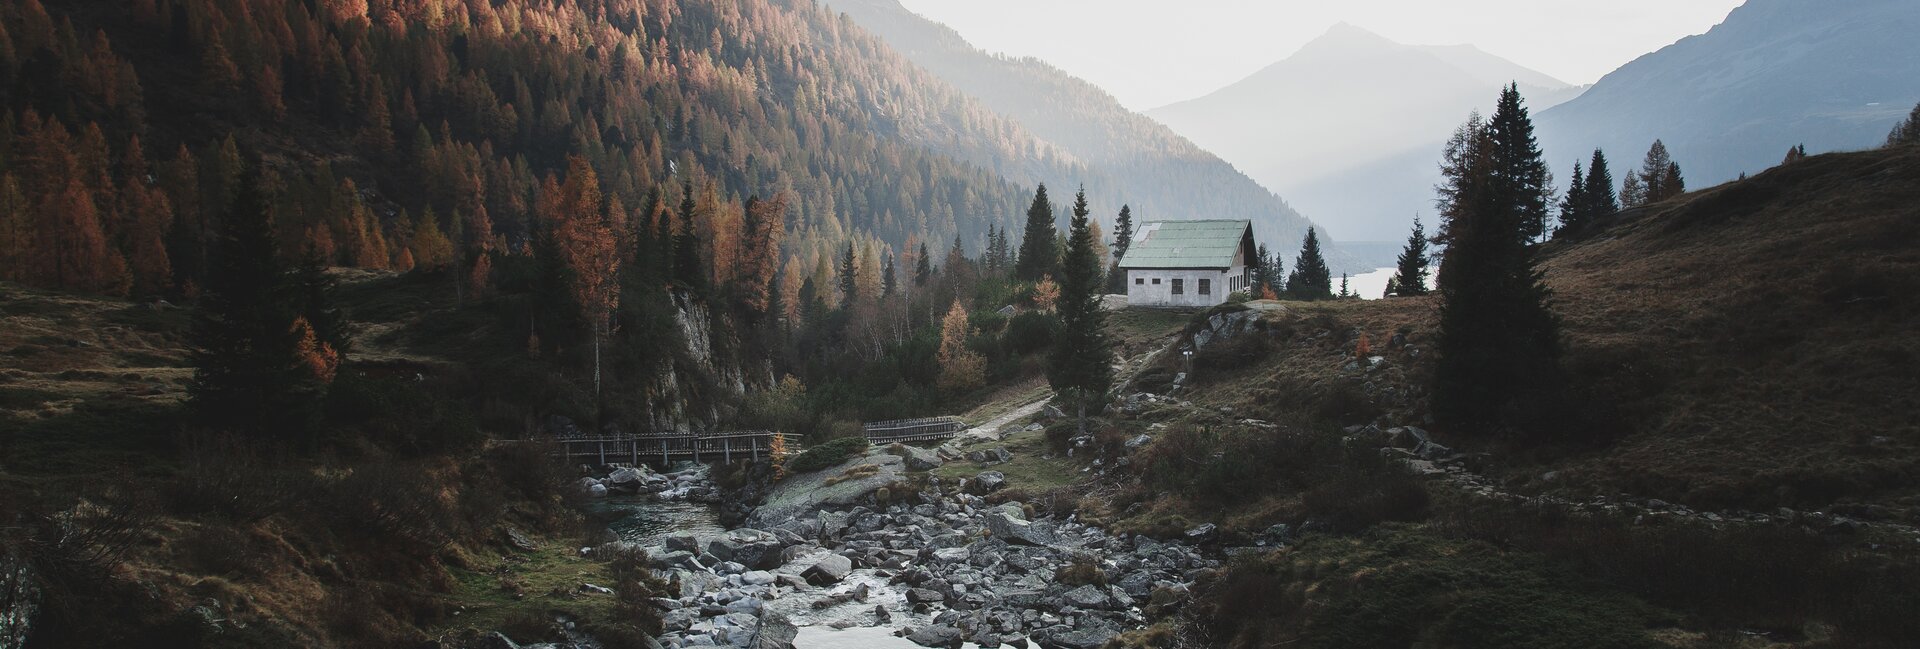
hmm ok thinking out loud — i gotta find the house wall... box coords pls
[1127,266,1248,308]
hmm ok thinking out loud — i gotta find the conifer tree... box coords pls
[1887,102,1920,147]
[1388,218,1429,296]
[553,157,618,396]
[1583,149,1618,222]
[1263,248,1283,297]
[1248,243,1271,296]
[882,252,897,297]
[1048,191,1113,434]
[1661,162,1685,199]
[1432,85,1563,439]
[1783,144,1809,165]
[1284,228,1332,300]
[837,241,858,304]
[1636,140,1684,204]
[1558,161,1586,236]
[1014,184,1057,281]
[915,241,932,286]
[1621,173,1645,208]
[1338,274,1351,298]
[189,166,320,439]
[1111,204,1134,261]
[672,181,703,289]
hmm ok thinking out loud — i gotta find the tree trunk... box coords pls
[593,327,602,396]
[1077,399,1087,437]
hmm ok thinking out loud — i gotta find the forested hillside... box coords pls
[826,0,1334,262]
[0,0,1123,305]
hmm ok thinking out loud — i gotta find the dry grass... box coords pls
[1538,146,1920,513]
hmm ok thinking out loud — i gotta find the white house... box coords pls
[1117,220,1256,308]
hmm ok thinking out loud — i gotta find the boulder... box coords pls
[973,471,1007,493]
[906,588,946,604]
[907,625,962,648]
[1061,584,1111,610]
[1046,621,1119,649]
[802,554,853,585]
[899,445,945,472]
[749,452,908,527]
[984,505,1053,546]
[665,533,708,555]
[1185,523,1217,540]
[606,466,648,491]
[740,570,777,586]
[749,611,799,649]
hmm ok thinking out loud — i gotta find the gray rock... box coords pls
[973,471,1007,493]
[750,453,909,527]
[1185,523,1216,540]
[802,554,853,585]
[1061,584,1111,610]
[906,588,946,604]
[606,466,648,490]
[474,632,521,649]
[740,570,776,586]
[749,611,798,649]
[907,625,962,648]
[665,533,708,555]
[931,547,972,564]
[899,445,945,471]
[984,505,1053,546]
[1046,621,1118,649]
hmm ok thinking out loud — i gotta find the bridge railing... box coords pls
[548,430,802,465]
[863,416,967,444]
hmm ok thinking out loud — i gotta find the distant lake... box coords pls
[1348,266,1395,300]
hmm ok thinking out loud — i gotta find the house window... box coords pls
[1135,277,1144,285]
[1152,278,1161,285]
[1172,279,1184,295]
[1199,278,1211,295]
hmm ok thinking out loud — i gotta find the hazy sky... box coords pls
[896,0,1748,110]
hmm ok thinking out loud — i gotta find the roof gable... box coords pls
[1117,220,1253,270]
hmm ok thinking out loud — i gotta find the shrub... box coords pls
[1002,312,1061,356]
[785,436,869,474]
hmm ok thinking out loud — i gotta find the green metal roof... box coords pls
[1116,220,1253,270]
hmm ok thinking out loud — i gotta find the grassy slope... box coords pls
[1541,146,1920,513]
[0,272,646,647]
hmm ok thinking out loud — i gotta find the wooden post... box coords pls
[598,440,606,466]
[723,436,732,464]
[693,434,701,464]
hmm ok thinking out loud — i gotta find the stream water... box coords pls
[586,496,945,648]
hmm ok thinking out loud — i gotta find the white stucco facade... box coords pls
[1125,266,1249,308]
[1118,219,1257,309]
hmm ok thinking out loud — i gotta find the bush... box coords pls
[1002,312,1061,356]
[326,373,483,456]
[785,436,869,474]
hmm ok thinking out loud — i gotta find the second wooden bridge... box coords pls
[553,430,800,466]
[863,416,968,445]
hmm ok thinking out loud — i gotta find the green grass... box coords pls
[442,539,619,637]
[932,425,1083,492]
[1106,308,1195,346]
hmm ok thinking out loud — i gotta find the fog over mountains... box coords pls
[1149,23,1586,242]
[826,0,1372,270]
[1535,0,1920,189]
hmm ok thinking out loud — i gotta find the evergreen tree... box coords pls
[1431,85,1564,439]
[1248,243,1272,295]
[189,166,323,440]
[1263,248,1283,297]
[1887,102,1920,147]
[1636,140,1684,204]
[1557,161,1586,237]
[882,252,897,297]
[915,241,932,286]
[1284,228,1332,300]
[1388,217,1430,296]
[1583,149,1618,221]
[1338,274,1351,298]
[983,224,999,273]
[1014,184,1057,281]
[673,181,703,289]
[1661,162,1685,199]
[1111,204,1134,261]
[1047,191,1113,435]
[837,241,858,304]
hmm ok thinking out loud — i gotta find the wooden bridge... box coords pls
[863,416,968,445]
[551,430,801,466]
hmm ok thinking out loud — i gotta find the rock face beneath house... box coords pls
[749,451,908,527]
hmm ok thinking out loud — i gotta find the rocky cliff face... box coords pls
[643,291,764,434]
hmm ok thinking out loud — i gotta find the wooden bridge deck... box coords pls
[551,430,800,466]
[863,416,967,445]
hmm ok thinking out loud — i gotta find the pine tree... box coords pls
[1111,204,1134,261]
[1661,162,1685,199]
[1263,248,1283,297]
[1557,161,1586,237]
[1388,218,1430,296]
[837,241,858,304]
[1583,149,1618,222]
[1047,191,1114,434]
[189,165,319,439]
[915,241,932,286]
[1284,228,1332,300]
[1887,102,1920,147]
[1338,274,1351,298]
[882,252,897,297]
[1432,85,1564,439]
[673,181,703,289]
[1248,243,1271,296]
[1636,140,1684,204]
[1014,184,1057,281]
